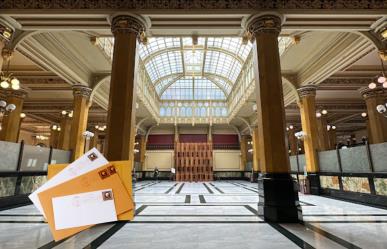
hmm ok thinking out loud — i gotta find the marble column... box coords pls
[328,129,337,150]
[139,135,146,171]
[207,125,212,143]
[297,85,320,194]
[57,115,72,150]
[246,13,301,222]
[0,90,27,142]
[287,127,297,155]
[251,126,260,173]
[105,14,146,161]
[316,114,330,151]
[89,127,100,149]
[69,85,91,160]
[240,135,248,171]
[0,39,5,71]
[50,129,59,149]
[360,87,387,144]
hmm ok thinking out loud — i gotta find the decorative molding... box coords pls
[286,101,366,111]
[0,1,385,10]
[245,14,282,36]
[297,85,317,98]
[320,78,371,86]
[72,84,92,98]
[2,89,28,99]
[359,86,387,100]
[111,15,146,36]
[1,47,13,60]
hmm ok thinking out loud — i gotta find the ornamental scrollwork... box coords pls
[0,0,385,10]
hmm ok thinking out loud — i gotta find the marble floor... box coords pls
[1,181,387,249]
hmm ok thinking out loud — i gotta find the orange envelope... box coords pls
[47,160,135,221]
[38,164,134,241]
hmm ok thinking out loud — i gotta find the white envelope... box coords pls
[52,189,117,230]
[29,148,109,217]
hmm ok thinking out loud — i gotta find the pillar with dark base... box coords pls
[245,13,302,222]
[298,86,321,195]
[105,14,147,161]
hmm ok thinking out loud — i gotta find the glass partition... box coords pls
[50,149,71,164]
[246,162,253,171]
[20,145,50,171]
[19,176,47,195]
[318,150,340,172]
[339,146,371,173]
[298,154,306,173]
[0,177,17,197]
[370,142,387,172]
[0,141,20,171]
[289,156,298,172]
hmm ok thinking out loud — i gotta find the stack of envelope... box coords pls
[29,148,135,241]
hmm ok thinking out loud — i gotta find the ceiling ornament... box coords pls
[245,14,283,37]
[297,85,317,98]
[0,0,385,10]
[72,85,92,98]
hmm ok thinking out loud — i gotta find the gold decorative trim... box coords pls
[246,14,282,36]
[72,84,92,98]
[297,85,317,98]
[359,87,387,100]
[111,15,146,36]
[3,89,28,99]
[0,1,384,9]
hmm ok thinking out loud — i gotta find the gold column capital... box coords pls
[0,22,14,43]
[1,47,13,61]
[110,14,147,36]
[379,50,387,61]
[4,89,28,99]
[297,85,317,99]
[359,86,386,100]
[245,13,283,36]
[72,84,92,98]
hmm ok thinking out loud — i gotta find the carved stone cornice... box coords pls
[72,84,92,98]
[3,89,28,99]
[0,1,385,10]
[245,14,282,36]
[1,47,13,60]
[320,78,370,86]
[359,86,387,100]
[111,15,146,36]
[297,85,317,98]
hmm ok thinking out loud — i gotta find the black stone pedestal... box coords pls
[307,174,320,195]
[258,173,302,222]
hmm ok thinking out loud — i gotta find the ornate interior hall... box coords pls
[0,1,386,249]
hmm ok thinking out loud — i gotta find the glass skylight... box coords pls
[139,37,253,100]
[161,76,226,100]
[97,36,293,102]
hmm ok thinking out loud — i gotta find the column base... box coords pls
[307,173,320,195]
[258,173,302,223]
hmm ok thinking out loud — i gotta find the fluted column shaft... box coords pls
[252,126,260,172]
[316,115,330,151]
[106,15,146,161]
[287,128,297,155]
[0,90,27,142]
[297,86,320,173]
[58,116,72,150]
[360,87,387,144]
[246,14,301,222]
[240,135,248,171]
[70,85,91,160]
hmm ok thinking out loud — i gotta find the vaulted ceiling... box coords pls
[0,10,385,137]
